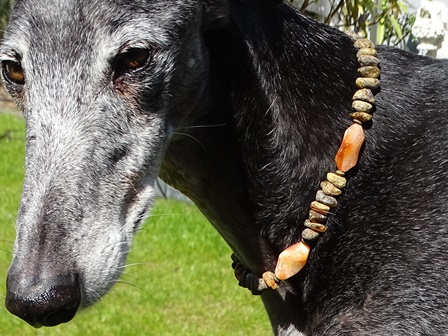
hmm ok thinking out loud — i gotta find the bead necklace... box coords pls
[233,37,380,293]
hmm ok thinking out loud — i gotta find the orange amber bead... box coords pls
[334,123,365,172]
[274,241,310,281]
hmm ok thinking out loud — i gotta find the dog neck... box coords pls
[162,8,361,275]
[161,8,375,333]
[233,36,380,292]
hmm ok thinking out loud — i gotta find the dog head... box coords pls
[1,0,231,327]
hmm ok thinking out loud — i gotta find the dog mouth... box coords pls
[5,169,157,328]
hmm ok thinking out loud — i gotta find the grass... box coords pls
[0,113,271,335]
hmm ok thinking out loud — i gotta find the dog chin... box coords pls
[80,184,156,308]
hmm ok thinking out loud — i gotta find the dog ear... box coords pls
[239,0,284,7]
[202,0,230,30]
[201,0,284,30]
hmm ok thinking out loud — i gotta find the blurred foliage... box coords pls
[0,1,416,48]
[290,0,416,46]
[0,0,13,40]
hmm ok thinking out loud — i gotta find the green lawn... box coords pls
[0,113,271,335]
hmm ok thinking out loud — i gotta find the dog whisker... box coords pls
[84,287,104,303]
[118,262,153,269]
[171,132,206,151]
[176,123,227,130]
[114,280,153,299]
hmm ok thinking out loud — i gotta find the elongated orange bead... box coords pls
[274,241,310,281]
[334,123,365,172]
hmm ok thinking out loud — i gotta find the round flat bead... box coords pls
[356,77,380,90]
[316,190,338,208]
[354,38,375,49]
[302,228,319,241]
[358,55,380,67]
[304,220,327,233]
[350,112,373,123]
[274,241,310,281]
[358,66,380,79]
[320,181,342,196]
[356,48,377,57]
[310,201,330,214]
[335,123,365,172]
[326,172,347,189]
[352,88,375,104]
[352,100,373,112]
[309,209,327,223]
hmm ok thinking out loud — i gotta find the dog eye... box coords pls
[116,48,150,71]
[2,60,25,85]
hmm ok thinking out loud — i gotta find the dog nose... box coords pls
[5,273,81,327]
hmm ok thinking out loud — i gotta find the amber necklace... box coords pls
[233,37,381,293]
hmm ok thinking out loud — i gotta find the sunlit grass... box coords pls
[0,113,271,335]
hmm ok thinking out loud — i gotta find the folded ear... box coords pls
[202,0,230,30]
[201,0,284,30]
[239,0,284,7]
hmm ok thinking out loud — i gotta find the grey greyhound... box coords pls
[2,0,448,335]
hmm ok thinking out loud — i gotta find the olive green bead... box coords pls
[302,228,320,241]
[316,190,338,208]
[356,48,377,57]
[358,55,380,67]
[309,210,327,223]
[320,181,342,196]
[304,220,327,233]
[356,77,380,90]
[326,172,347,189]
[310,201,330,214]
[358,66,380,79]
[352,100,373,113]
[352,88,375,104]
[350,112,373,123]
[354,38,375,49]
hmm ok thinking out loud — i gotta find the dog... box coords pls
[2,0,448,334]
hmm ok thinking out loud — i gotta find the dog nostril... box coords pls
[5,275,81,327]
[40,290,80,327]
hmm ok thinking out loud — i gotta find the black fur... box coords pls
[162,2,448,335]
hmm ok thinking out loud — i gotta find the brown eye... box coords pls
[117,48,150,71]
[2,60,25,85]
